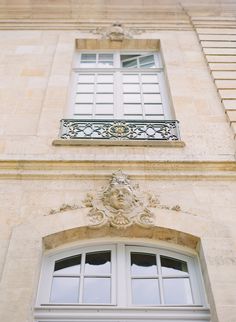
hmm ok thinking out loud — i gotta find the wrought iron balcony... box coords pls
[59,119,180,141]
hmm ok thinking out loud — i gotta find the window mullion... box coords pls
[116,243,127,306]
[115,71,123,119]
[157,254,165,305]
[78,251,86,303]
[139,72,145,120]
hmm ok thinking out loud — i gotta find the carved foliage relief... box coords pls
[84,170,155,229]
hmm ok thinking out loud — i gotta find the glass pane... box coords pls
[122,59,138,68]
[99,53,114,61]
[83,277,111,303]
[78,74,95,83]
[146,115,165,120]
[124,104,142,115]
[85,251,111,275]
[95,104,114,115]
[123,94,141,103]
[123,84,140,93]
[54,255,81,275]
[80,62,96,68]
[98,61,113,68]
[81,54,96,61]
[163,278,193,304]
[121,54,141,61]
[140,62,155,68]
[142,84,160,93]
[96,93,113,103]
[123,74,139,83]
[132,279,160,305]
[145,104,164,115]
[77,84,94,93]
[161,256,188,275]
[141,74,158,83]
[74,104,93,115]
[131,253,157,276]
[97,74,113,83]
[140,55,155,66]
[50,277,79,303]
[75,94,94,103]
[97,84,113,92]
[143,94,162,104]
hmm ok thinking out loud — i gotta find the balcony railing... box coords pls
[59,119,180,141]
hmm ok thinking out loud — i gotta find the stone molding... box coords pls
[0,160,235,180]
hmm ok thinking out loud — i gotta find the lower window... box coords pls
[35,243,210,321]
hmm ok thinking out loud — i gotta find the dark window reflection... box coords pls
[161,256,188,275]
[54,255,81,275]
[85,251,111,275]
[131,252,157,276]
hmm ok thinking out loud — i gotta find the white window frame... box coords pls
[35,242,210,322]
[69,51,172,121]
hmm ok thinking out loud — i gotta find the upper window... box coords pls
[71,52,171,121]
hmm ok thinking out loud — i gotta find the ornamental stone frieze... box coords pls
[47,170,186,229]
[91,22,143,41]
[83,170,155,229]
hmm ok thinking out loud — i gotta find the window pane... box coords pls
[140,55,155,67]
[163,278,193,304]
[97,84,113,92]
[77,84,94,93]
[78,74,95,83]
[146,115,165,120]
[143,94,162,104]
[50,277,79,303]
[123,84,140,93]
[96,93,113,103]
[74,104,93,115]
[54,255,81,275]
[81,54,96,61]
[95,104,114,115]
[75,94,94,103]
[142,84,160,93]
[80,62,96,68]
[124,104,142,115]
[98,61,113,68]
[85,251,111,275]
[131,253,157,276]
[123,74,139,83]
[122,59,138,68]
[141,74,158,83]
[161,256,188,275]
[99,53,114,61]
[123,94,141,103]
[97,74,113,83]
[145,104,164,115]
[141,62,155,68]
[83,277,111,303]
[132,279,160,305]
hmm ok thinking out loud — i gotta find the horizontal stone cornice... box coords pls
[0,160,235,180]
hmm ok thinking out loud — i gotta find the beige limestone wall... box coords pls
[0,29,235,161]
[189,16,236,139]
[0,173,235,322]
[0,2,235,322]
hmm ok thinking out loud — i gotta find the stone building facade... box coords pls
[0,1,236,322]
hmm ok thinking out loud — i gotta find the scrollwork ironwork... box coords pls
[60,119,180,141]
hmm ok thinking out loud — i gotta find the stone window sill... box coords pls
[52,139,185,147]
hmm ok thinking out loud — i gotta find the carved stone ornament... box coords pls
[91,22,139,41]
[85,170,155,229]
